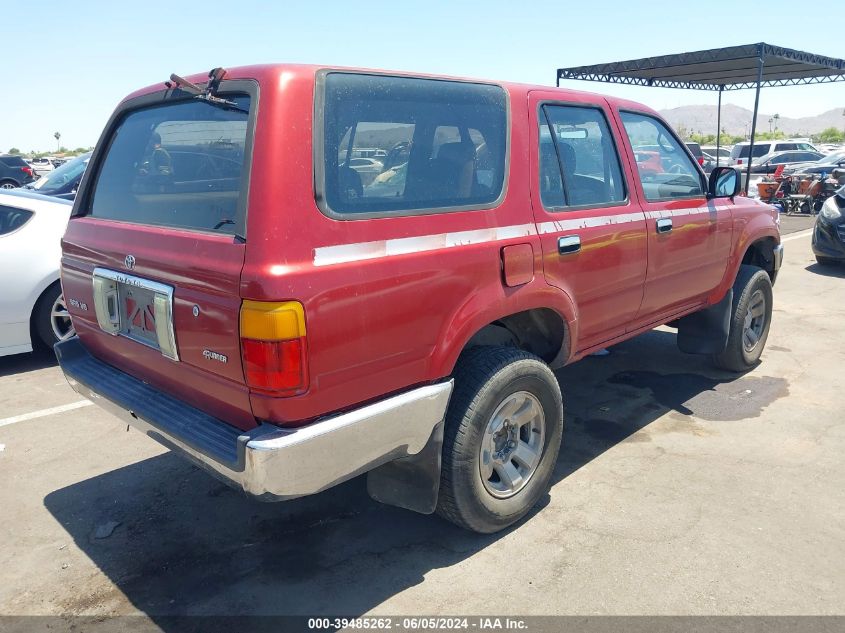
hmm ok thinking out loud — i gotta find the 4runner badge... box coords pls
[203,350,228,364]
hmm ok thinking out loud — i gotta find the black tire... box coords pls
[0,179,18,190]
[712,265,773,372]
[32,283,73,350]
[815,255,838,266]
[437,346,563,533]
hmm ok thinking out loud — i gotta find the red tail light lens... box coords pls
[21,166,34,177]
[242,338,307,394]
[239,300,308,395]
[698,156,705,166]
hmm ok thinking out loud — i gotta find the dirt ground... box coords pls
[1,224,843,625]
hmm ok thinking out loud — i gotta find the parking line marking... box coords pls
[0,401,94,428]
[781,229,813,242]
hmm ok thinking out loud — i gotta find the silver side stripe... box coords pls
[313,224,536,267]
[537,211,646,235]
[312,205,732,266]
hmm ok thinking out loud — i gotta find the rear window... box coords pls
[0,205,34,235]
[318,73,508,217]
[731,143,772,160]
[88,95,251,235]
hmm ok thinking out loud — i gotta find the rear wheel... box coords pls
[437,346,563,533]
[712,265,772,372]
[33,283,75,349]
[0,180,17,189]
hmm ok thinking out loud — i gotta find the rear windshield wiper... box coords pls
[166,67,248,114]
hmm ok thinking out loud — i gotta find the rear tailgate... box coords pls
[61,86,258,430]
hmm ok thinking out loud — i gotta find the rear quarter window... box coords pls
[87,94,251,236]
[0,156,28,167]
[317,72,508,218]
[0,205,34,235]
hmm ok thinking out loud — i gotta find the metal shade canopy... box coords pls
[557,43,845,188]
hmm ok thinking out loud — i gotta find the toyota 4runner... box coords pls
[56,65,782,533]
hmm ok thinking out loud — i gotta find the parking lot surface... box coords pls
[1,228,843,621]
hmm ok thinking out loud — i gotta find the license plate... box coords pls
[92,268,179,361]
[119,284,160,347]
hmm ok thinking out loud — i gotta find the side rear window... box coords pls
[0,156,27,167]
[318,73,508,217]
[0,205,34,235]
[87,94,251,236]
[538,104,626,209]
[620,112,704,201]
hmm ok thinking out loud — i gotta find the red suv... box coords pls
[57,65,782,533]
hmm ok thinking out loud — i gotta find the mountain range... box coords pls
[657,104,845,137]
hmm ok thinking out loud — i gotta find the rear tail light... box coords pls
[736,159,743,165]
[240,300,308,395]
[21,166,34,177]
[697,156,705,166]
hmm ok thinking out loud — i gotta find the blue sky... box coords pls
[3,0,843,152]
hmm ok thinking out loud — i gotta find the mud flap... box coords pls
[677,288,733,355]
[366,421,443,514]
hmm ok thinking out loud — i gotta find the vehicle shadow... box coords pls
[805,262,845,278]
[43,329,786,621]
[0,347,57,378]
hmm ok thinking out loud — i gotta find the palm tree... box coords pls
[773,113,780,132]
[54,131,61,152]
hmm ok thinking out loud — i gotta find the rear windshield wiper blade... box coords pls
[167,68,248,114]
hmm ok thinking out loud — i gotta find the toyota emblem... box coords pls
[124,255,136,270]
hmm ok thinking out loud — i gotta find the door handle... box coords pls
[558,235,581,255]
[656,218,673,234]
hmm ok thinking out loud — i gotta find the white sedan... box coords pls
[0,190,74,357]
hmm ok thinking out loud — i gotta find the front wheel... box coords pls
[437,346,563,533]
[712,265,773,372]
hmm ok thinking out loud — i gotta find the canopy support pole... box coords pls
[715,85,723,168]
[745,49,765,194]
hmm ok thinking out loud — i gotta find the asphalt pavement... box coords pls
[0,227,842,624]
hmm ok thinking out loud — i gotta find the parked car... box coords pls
[0,155,36,189]
[782,151,845,177]
[730,140,819,166]
[29,157,55,176]
[702,145,731,162]
[699,152,717,173]
[56,64,781,533]
[634,149,663,176]
[0,190,74,357]
[748,149,826,174]
[342,157,384,185]
[684,141,706,168]
[812,184,845,266]
[23,152,91,200]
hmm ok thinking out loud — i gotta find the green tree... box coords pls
[812,127,845,143]
[7,148,20,155]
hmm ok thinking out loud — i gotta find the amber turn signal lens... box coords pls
[240,300,306,341]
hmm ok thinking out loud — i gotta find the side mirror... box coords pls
[708,166,741,199]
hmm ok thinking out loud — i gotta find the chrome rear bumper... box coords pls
[56,337,453,500]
